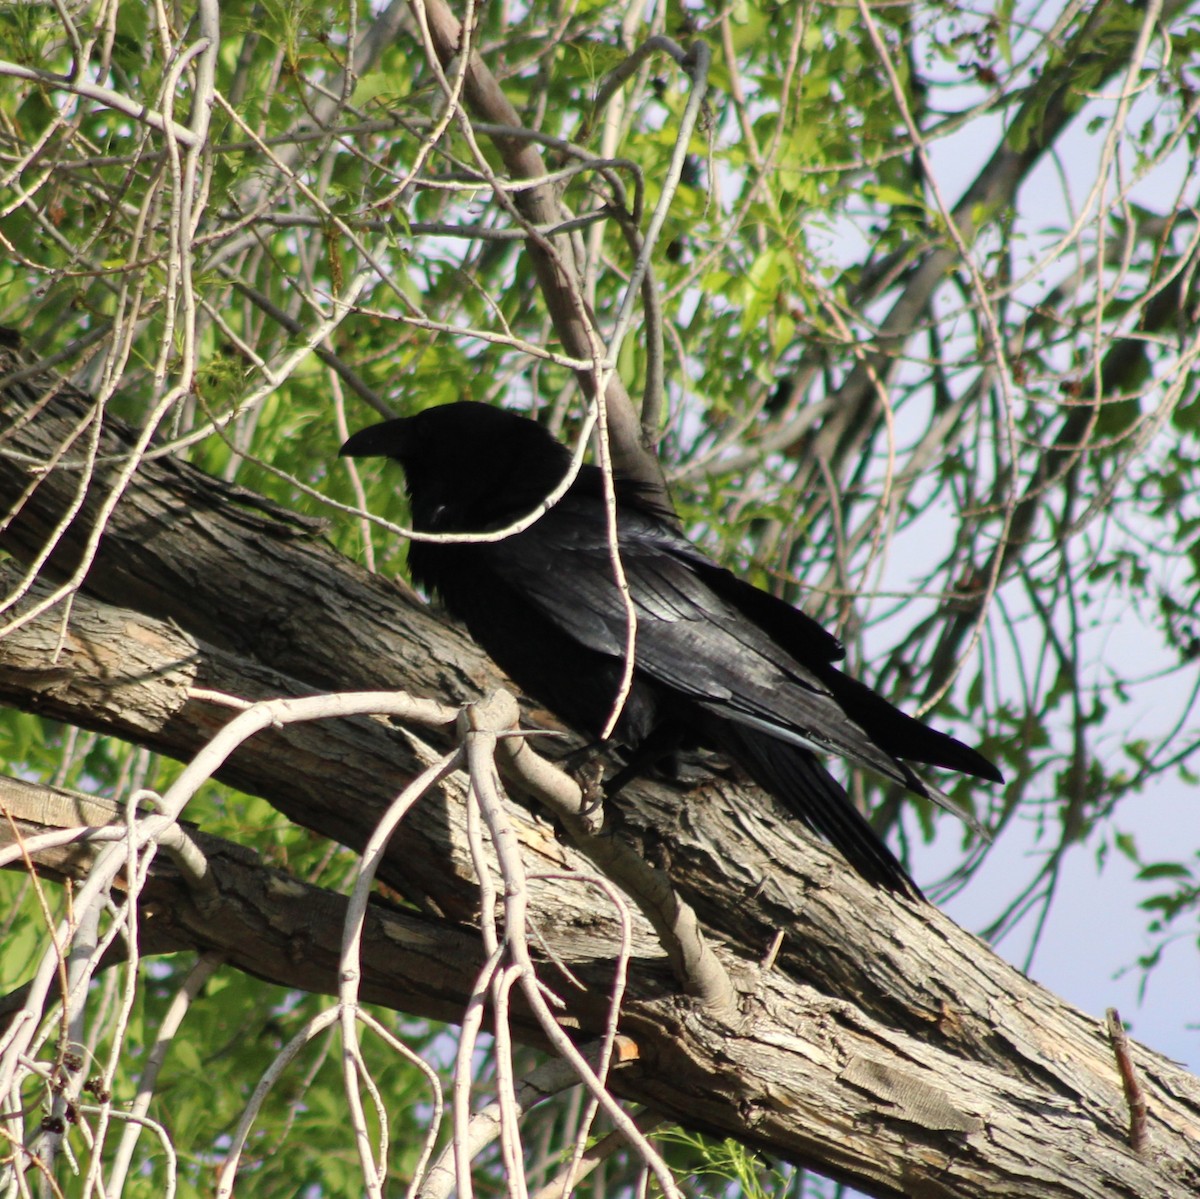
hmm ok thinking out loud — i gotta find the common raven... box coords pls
[340,402,1001,896]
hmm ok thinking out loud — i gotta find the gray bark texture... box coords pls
[1,348,1199,1198]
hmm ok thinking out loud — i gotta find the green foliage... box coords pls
[655,1127,805,1199]
[3,0,1200,1192]
[0,713,439,1197]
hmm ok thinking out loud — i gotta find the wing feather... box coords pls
[480,496,915,789]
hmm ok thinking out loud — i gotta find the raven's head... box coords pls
[339,401,572,532]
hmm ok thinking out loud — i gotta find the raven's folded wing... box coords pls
[480,498,925,789]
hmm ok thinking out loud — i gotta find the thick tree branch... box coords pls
[1,356,1199,1196]
[0,777,514,1032]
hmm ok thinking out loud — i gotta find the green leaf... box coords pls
[1136,862,1193,882]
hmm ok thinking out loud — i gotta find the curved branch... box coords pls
[410,0,676,514]
[2,356,1200,1197]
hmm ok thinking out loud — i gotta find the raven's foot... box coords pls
[572,757,607,825]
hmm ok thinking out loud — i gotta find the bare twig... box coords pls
[0,59,205,148]
[411,0,673,509]
[339,750,466,1198]
[528,1107,664,1199]
[1106,1008,1149,1155]
[480,691,735,1014]
[459,695,684,1199]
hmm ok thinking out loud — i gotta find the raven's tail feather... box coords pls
[823,668,1003,783]
[713,722,922,899]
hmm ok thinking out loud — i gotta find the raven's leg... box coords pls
[560,725,684,813]
[601,722,685,800]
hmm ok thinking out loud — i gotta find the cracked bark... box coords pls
[1,359,1199,1197]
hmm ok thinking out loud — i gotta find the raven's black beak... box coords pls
[339,418,409,459]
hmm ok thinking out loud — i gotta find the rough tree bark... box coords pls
[1,352,1199,1197]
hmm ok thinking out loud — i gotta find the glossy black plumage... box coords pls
[340,402,1001,897]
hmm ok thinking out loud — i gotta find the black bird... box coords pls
[340,402,1001,897]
